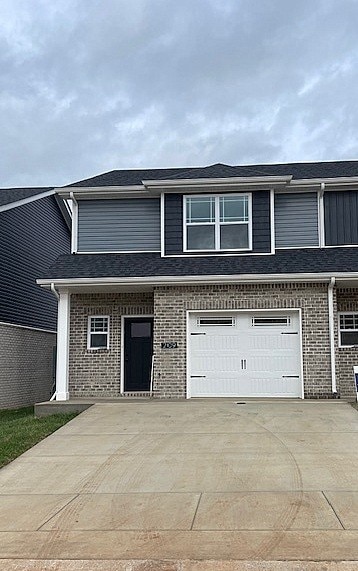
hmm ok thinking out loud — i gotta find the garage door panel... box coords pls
[190,375,300,398]
[189,311,302,398]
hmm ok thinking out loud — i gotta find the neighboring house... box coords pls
[0,188,71,408]
[37,161,358,401]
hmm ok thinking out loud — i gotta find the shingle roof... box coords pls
[0,187,53,207]
[66,160,358,188]
[42,249,358,281]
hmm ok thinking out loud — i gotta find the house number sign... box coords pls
[161,342,178,349]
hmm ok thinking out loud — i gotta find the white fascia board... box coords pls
[291,177,358,187]
[56,186,147,199]
[143,175,293,190]
[37,272,358,289]
[0,189,56,213]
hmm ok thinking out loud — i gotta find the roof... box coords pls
[0,187,53,207]
[67,160,358,188]
[42,249,358,281]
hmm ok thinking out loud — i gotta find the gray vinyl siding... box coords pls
[78,199,161,252]
[0,196,70,330]
[274,192,319,248]
[324,190,358,246]
[164,191,271,255]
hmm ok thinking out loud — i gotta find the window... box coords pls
[339,313,358,346]
[87,316,110,349]
[184,194,251,251]
[252,316,291,327]
[197,317,236,326]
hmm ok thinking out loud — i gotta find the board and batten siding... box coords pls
[274,192,319,248]
[164,191,271,255]
[324,190,358,246]
[77,199,161,252]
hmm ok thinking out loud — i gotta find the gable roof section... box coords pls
[65,160,358,188]
[0,187,53,208]
[41,249,358,282]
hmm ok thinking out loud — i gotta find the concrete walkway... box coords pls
[0,399,358,567]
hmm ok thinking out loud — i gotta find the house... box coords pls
[37,161,358,401]
[0,187,71,408]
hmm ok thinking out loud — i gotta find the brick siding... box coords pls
[67,284,357,400]
[0,323,55,408]
[153,283,333,399]
[336,288,358,399]
[69,293,153,397]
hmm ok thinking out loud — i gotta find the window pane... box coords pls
[187,225,215,250]
[91,317,108,332]
[131,322,151,338]
[186,197,215,223]
[220,196,248,222]
[90,333,107,348]
[198,317,235,326]
[220,224,249,249]
[253,317,290,327]
[340,314,358,330]
[341,331,358,346]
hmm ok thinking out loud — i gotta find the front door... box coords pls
[124,317,153,392]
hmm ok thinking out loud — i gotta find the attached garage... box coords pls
[188,310,303,398]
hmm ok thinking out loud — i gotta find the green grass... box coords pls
[0,406,78,468]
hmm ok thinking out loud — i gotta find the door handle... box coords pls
[241,359,247,370]
[190,375,206,378]
[282,375,299,378]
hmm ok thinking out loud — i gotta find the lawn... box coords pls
[0,406,78,468]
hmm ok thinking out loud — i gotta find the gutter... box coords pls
[37,272,358,289]
[328,277,337,395]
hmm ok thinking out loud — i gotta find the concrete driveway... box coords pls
[1,399,358,568]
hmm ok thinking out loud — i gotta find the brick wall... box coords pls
[0,323,55,408]
[153,283,334,399]
[337,288,358,399]
[69,292,153,397]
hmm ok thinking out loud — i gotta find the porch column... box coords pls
[56,289,70,400]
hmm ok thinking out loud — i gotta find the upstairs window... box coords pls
[339,313,358,347]
[87,316,110,349]
[184,194,252,251]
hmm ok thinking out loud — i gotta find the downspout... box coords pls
[69,192,78,254]
[50,283,60,400]
[328,277,337,395]
[318,182,325,248]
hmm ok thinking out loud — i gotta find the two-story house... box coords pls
[0,187,71,408]
[38,161,358,401]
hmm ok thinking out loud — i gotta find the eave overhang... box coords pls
[37,272,358,291]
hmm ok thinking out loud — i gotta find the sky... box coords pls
[1,0,358,187]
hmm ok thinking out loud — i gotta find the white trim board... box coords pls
[0,189,56,213]
[0,321,56,334]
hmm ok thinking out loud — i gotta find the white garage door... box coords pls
[188,311,302,398]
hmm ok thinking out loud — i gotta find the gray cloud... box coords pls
[0,0,358,186]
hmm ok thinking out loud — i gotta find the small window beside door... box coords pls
[87,316,110,349]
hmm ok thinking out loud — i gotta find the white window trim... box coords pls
[87,315,110,350]
[338,311,358,348]
[183,193,253,253]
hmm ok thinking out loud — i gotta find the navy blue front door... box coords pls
[124,318,153,392]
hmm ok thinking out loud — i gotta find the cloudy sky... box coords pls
[1,0,358,187]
